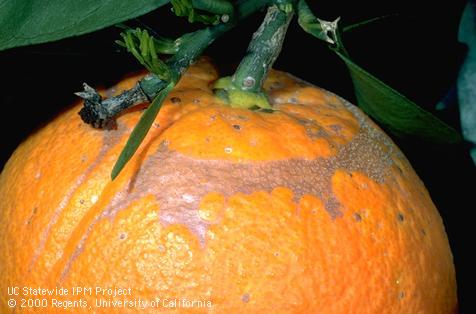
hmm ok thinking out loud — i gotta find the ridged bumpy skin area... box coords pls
[0,58,456,313]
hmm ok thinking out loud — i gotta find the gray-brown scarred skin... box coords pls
[0,62,456,313]
[96,75,400,246]
[52,70,406,280]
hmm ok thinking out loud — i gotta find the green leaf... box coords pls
[0,0,169,51]
[297,0,339,44]
[334,50,462,143]
[296,0,460,143]
[343,14,398,33]
[111,83,174,180]
[171,0,220,25]
[117,28,172,80]
[192,0,233,15]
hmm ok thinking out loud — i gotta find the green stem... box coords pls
[232,4,293,93]
[78,0,273,128]
[192,0,234,15]
[77,0,280,179]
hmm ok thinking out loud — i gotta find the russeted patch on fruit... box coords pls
[0,58,456,313]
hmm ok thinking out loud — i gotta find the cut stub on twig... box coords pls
[76,81,149,130]
[76,83,115,129]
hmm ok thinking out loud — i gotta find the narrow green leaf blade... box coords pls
[343,14,398,33]
[0,0,169,51]
[335,50,462,143]
[111,83,174,180]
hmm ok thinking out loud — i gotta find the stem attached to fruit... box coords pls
[212,2,294,109]
[232,5,293,94]
[77,0,274,129]
[77,0,300,179]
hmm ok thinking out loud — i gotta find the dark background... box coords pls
[1,1,474,312]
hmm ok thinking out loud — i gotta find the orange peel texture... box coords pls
[0,58,456,313]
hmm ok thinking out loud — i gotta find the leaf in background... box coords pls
[296,0,461,143]
[457,0,476,164]
[335,50,462,143]
[111,83,174,180]
[0,0,169,51]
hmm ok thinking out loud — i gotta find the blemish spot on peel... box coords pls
[90,195,98,204]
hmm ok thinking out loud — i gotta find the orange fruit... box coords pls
[0,58,456,313]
